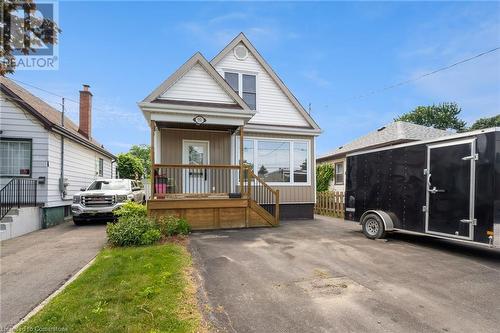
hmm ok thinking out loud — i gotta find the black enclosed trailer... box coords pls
[345,127,500,247]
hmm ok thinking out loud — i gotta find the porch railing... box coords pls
[243,168,280,225]
[152,164,241,198]
[151,164,280,224]
[0,178,38,221]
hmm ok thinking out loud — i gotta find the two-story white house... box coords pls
[140,33,321,229]
[0,77,115,240]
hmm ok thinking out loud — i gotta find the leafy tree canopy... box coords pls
[1,0,60,75]
[116,153,143,180]
[129,144,151,177]
[469,115,500,131]
[395,102,466,132]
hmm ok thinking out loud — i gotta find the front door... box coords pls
[426,139,476,240]
[182,140,209,193]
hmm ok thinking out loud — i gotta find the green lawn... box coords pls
[17,243,203,333]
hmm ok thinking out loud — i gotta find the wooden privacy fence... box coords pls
[315,191,345,218]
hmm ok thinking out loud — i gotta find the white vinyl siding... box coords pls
[214,43,310,127]
[161,63,235,104]
[47,132,112,207]
[0,98,49,203]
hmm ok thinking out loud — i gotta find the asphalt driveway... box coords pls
[190,215,500,333]
[0,221,106,330]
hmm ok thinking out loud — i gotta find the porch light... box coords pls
[193,115,206,125]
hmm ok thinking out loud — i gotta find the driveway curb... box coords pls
[10,255,98,332]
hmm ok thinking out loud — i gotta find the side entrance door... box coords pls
[425,139,476,240]
[182,140,209,193]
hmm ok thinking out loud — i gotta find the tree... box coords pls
[1,1,61,75]
[116,153,143,180]
[395,102,466,132]
[469,115,500,131]
[129,144,151,178]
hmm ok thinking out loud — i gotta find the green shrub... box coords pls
[139,228,162,246]
[157,215,191,236]
[106,216,160,247]
[113,201,147,219]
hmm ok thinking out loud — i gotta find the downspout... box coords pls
[59,98,70,200]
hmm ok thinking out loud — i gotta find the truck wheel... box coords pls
[361,213,386,239]
[73,217,84,226]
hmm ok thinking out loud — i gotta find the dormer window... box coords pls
[224,71,256,110]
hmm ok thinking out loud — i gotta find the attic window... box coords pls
[234,45,248,60]
[224,71,257,110]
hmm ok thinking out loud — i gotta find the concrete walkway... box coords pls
[190,215,500,333]
[0,221,106,330]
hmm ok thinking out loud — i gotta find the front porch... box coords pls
[147,122,280,230]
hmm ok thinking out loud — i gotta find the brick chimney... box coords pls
[79,84,92,138]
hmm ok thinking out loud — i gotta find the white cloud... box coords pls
[302,69,332,88]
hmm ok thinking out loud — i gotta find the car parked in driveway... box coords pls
[71,179,146,225]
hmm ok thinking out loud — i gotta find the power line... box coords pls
[8,77,80,104]
[344,46,500,102]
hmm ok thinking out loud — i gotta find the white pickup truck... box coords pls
[71,179,146,225]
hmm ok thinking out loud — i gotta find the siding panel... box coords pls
[214,43,310,128]
[161,63,234,104]
[160,129,231,164]
[47,133,113,207]
[0,98,49,203]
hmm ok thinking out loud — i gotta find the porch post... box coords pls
[150,120,155,200]
[239,126,244,195]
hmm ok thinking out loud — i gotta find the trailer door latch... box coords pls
[460,218,477,226]
[462,154,478,161]
[422,205,427,212]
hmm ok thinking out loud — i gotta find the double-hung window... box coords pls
[0,139,32,177]
[334,162,344,185]
[98,158,104,177]
[240,138,310,185]
[224,72,257,110]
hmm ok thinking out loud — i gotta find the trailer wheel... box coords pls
[361,213,386,239]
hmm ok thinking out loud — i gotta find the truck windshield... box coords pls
[87,180,130,191]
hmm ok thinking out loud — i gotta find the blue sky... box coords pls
[9,1,500,156]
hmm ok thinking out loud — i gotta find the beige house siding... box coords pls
[160,128,231,165]
[244,131,316,204]
[318,157,346,193]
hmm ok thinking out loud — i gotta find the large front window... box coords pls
[224,71,257,110]
[241,138,310,184]
[0,139,32,177]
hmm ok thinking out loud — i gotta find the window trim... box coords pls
[238,136,311,186]
[334,162,344,185]
[0,138,33,178]
[98,158,104,177]
[222,69,258,111]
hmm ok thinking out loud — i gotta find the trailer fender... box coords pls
[360,210,395,232]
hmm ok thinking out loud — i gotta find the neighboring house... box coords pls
[0,77,116,240]
[139,33,321,228]
[317,121,451,192]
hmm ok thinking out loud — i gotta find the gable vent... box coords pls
[234,45,248,60]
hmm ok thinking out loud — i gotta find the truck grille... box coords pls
[81,195,115,207]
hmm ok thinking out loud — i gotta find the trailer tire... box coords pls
[361,213,386,239]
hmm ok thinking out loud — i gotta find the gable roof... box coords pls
[0,77,115,159]
[317,121,452,162]
[211,33,321,132]
[142,52,252,112]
